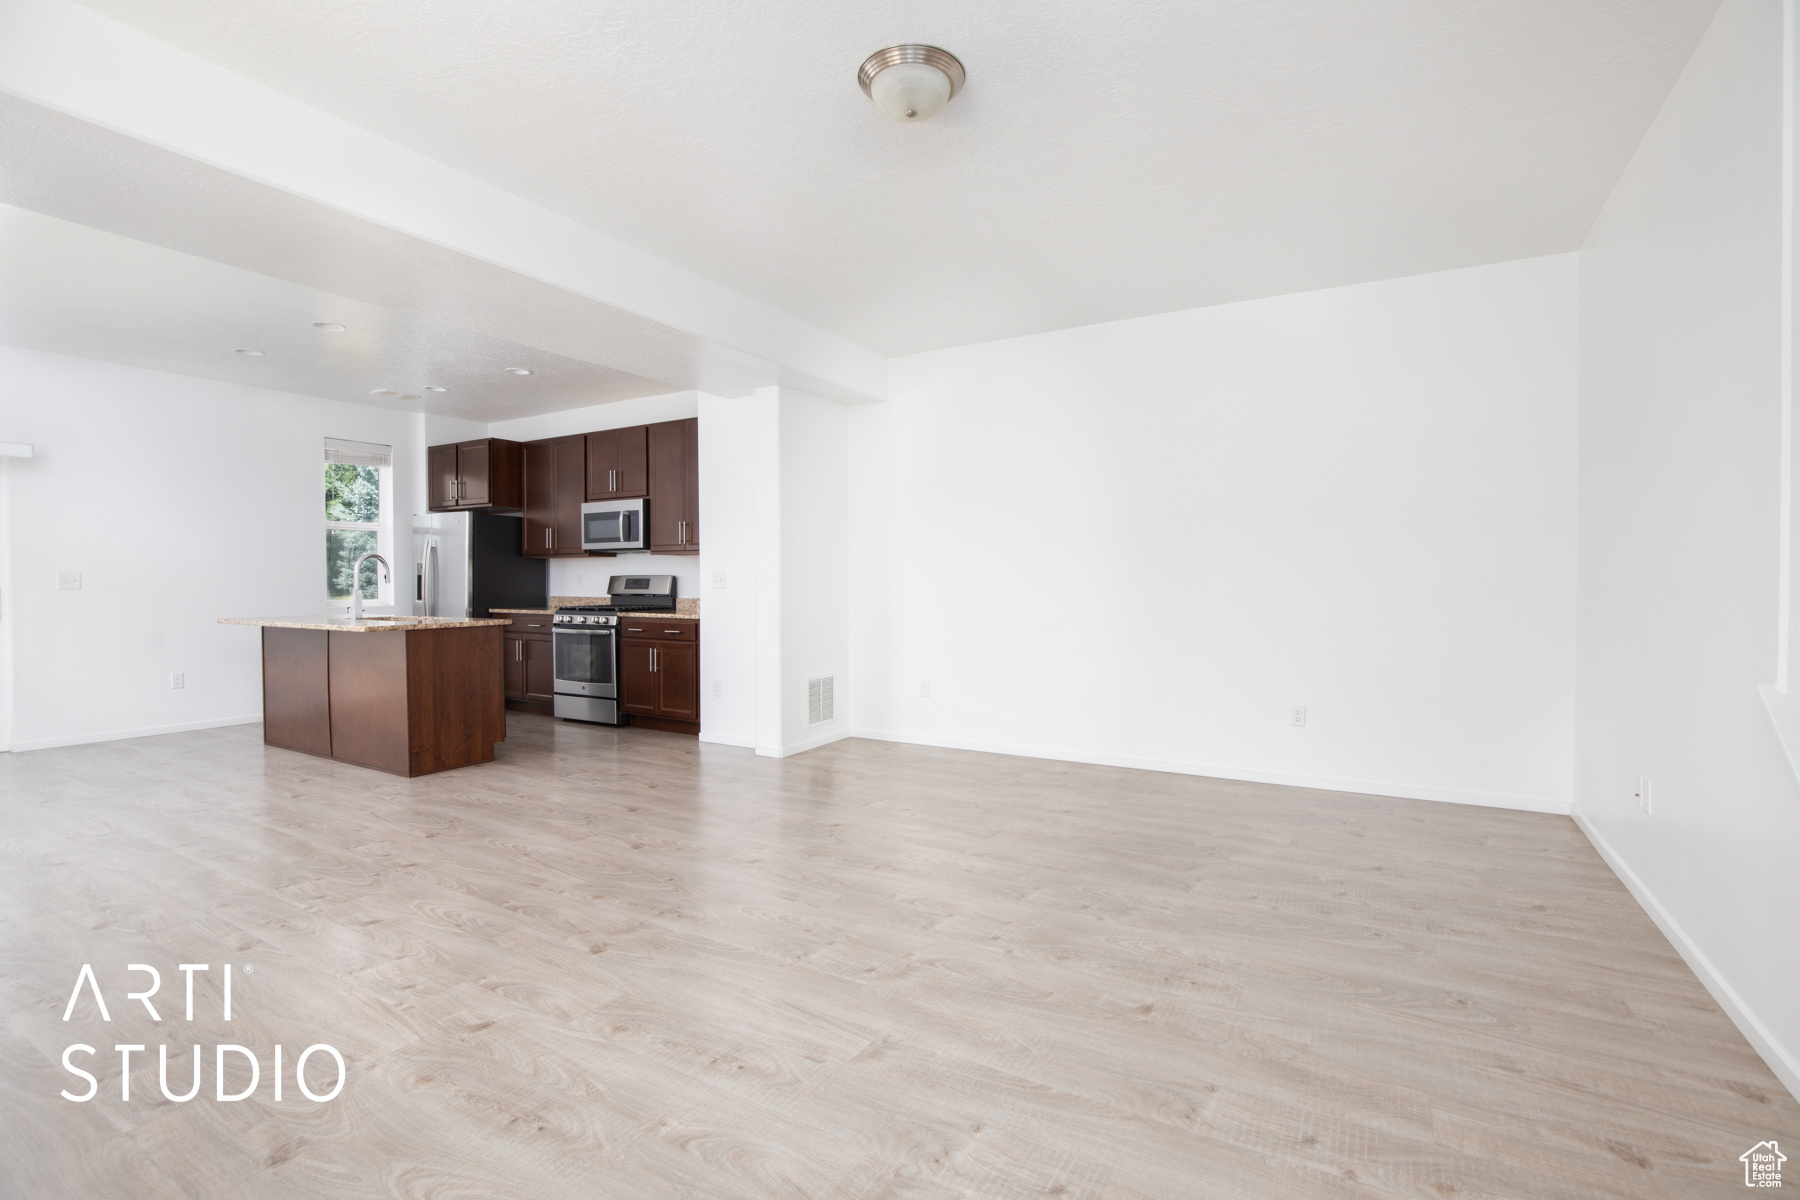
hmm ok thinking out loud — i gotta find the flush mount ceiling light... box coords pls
[234,347,265,356]
[423,385,448,393]
[504,367,533,376]
[858,45,965,122]
[311,321,346,332]
[369,388,399,397]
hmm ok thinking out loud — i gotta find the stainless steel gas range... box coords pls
[550,575,677,726]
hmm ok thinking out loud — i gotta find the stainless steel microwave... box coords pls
[580,498,647,552]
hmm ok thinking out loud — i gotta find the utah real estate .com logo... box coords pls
[1742,1141,1786,1188]
[58,962,345,1104]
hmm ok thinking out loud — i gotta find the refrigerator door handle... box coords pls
[424,539,437,618]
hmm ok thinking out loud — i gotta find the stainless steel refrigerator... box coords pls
[411,511,547,618]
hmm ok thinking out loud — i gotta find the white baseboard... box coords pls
[755,726,851,759]
[1574,812,1800,1104]
[697,730,756,749]
[845,728,1569,815]
[9,714,262,753]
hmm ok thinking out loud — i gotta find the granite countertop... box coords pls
[219,615,512,633]
[490,607,554,615]
[549,596,701,619]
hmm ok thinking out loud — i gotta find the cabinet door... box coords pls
[619,640,657,715]
[522,636,556,703]
[522,440,556,557]
[428,443,460,510]
[585,426,649,500]
[553,435,586,554]
[457,440,491,506]
[652,640,699,721]
[503,634,526,699]
[678,418,698,550]
[584,429,617,501]
[647,420,688,552]
[614,425,648,498]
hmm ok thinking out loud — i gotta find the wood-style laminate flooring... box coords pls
[0,717,1792,1198]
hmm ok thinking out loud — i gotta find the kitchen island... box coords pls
[220,615,510,776]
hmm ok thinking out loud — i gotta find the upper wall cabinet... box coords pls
[586,425,648,501]
[428,439,523,511]
[522,435,587,557]
[647,418,699,554]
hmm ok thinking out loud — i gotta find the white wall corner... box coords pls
[1757,684,1800,787]
[1575,811,1800,1103]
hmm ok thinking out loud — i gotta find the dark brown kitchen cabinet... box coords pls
[428,439,522,511]
[503,631,554,713]
[619,621,700,734]
[523,435,586,557]
[585,425,648,500]
[647,418,699,553]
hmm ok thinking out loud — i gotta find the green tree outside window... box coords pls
[325,462,384,601]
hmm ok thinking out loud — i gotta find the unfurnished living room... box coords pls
[0,1,1796,1197]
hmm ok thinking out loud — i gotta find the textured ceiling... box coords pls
[75,0,1720,356]
[0,204,675,421]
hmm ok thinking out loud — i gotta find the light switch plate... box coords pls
[58,572,81,590]
[711,572,727,589]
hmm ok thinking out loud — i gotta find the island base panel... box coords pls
[261,628,332,757]
[328,631,414,775]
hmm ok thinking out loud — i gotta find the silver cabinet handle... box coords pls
[650,647,657,672]
[663,630,680,635]
[609,468,617,492]
[516,640,522,661]
[544,527,551,549]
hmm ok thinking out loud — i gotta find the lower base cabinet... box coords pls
[503,632,554,711]
[619,621,700,733]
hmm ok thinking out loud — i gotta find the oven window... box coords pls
[555,631,614,686]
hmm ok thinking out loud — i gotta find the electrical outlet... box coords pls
[1289,705,1307,727]
[58,572,81,590]
[919,681,931,698]
[712,680,722,697]
[711,571,727,589]
[170,673,185,690]
[1635,774,1652,814]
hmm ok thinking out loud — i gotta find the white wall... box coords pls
[695,392,762,746]
[0,344,426,750]
[848,254,1579,811]
[1576,0,1800,1097]
[776,390,850,753]
[488,392,704,600]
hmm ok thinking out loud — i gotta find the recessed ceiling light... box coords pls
[504,367,533,376]
[423,385,448,393]
[234,348,265,356]
[311,321,346,332]
[396,393,421,401]
[369,388,400,397]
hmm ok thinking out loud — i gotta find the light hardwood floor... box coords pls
[1,717,1793,1198]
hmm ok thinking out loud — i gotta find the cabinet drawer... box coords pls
[507,614,553,634]
[619,619,697,642]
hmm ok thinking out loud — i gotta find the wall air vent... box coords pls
[807,675,836,726]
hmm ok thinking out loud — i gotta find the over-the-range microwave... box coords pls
[580,498,647,552]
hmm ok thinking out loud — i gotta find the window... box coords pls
[324,438,393,608]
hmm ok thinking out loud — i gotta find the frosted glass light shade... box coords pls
[870,61,953,122]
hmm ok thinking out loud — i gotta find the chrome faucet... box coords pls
[349,553,390,621]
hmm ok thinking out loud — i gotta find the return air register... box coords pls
[808,675,836,726]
